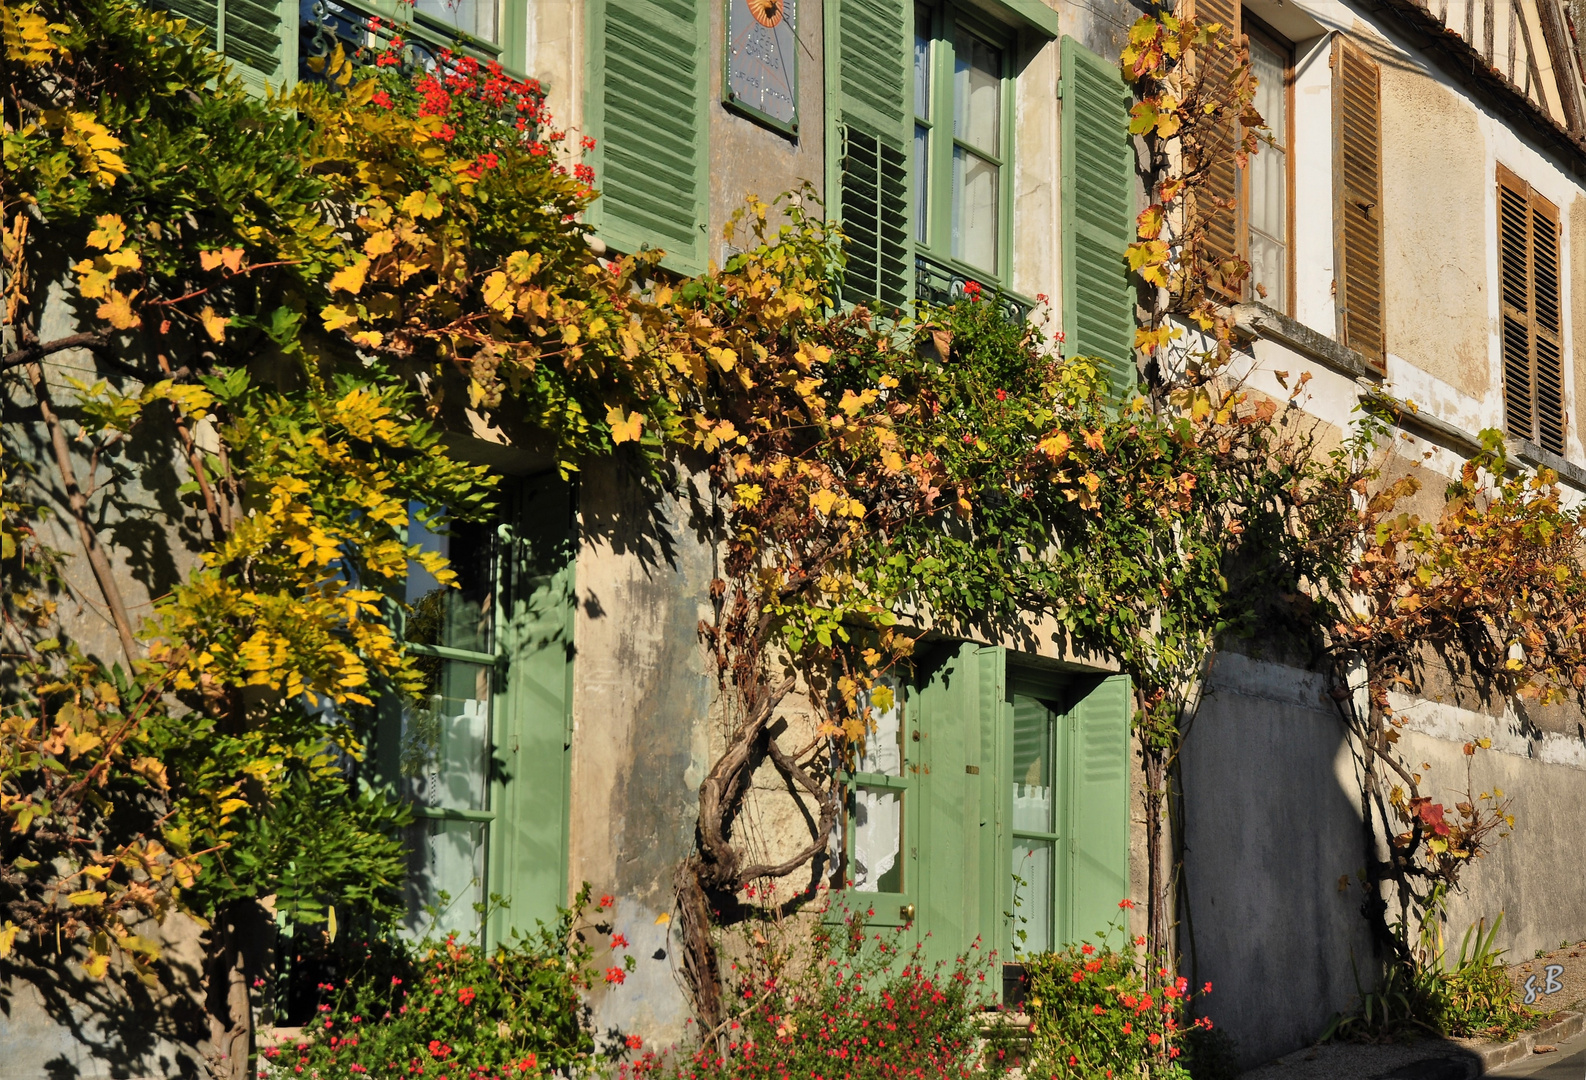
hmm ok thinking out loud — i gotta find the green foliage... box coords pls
[1023,917,1214,1079]
[1324,906,1539,1044]
[635,908,1013,1080]
[273,887,629,1078]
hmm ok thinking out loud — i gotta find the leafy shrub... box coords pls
[1323,910,1538,1043]
[1023,912,1215,1079]
[264,887,632,1079]
[629,907,1015,1080]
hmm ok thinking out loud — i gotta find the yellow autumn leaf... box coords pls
[606,405,644,444]
[75,258,113,299]
[363,229,396,256]
[0,920,17,957]
[321,304,359,332]
[1039,432,1072,460]
[401,189,444,219]
[97,290,141,329]
[810,488,840,515]
[481,270,511,311]
[329,257,370,295]
[199,306,228,343]
[83,952,111,978]
[86,214,125,251]
[68,889,106,906]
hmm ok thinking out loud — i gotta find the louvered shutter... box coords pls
[1188,0,1239,289]
[488,476,576,945]
[1064,674,1131,947]
[161,0,293,90]
[830,0,912,309]
[1333,37,1385,369]
[587,0,710,274]
[1061,36,1137,400]
[1498,165,1567,455]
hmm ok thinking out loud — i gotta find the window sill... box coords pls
[1360,391,1586,494]
[1232,302,1382,384]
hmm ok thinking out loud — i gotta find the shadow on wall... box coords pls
[1179,650,1376,1069]
[0,931,208,1080]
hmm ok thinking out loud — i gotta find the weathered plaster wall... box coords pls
[1181,652,1376,1068]
[1380,59,1492,402]
[568,454,720,1045]
[708,0,827,262]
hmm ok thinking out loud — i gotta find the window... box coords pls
[912,4,1012,282]
[396,513,498,937]
[381,477,576,944]
[831,645,1131,980]
[835,678,916,926]
[1498,165,1567,456]
[1243,19,1291,312]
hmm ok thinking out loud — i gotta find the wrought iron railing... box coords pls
[298,0,500,84]
[914,251,1034,324]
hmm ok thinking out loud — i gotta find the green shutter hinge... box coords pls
[1056,81,1063,99]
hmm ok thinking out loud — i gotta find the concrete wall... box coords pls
[567,454,720,1045]
[1181,653,1376,1068]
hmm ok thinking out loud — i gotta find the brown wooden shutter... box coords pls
[1498,164,1567,455]
[1187,0,1239,290]
[1333,36,1385,370]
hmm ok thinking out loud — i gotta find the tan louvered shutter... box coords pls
[1333,37,1385,369]
[1498,165,1567,455]
[1187,0,1239,291]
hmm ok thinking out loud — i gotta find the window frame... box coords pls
[913,0,1017,288]
[1237,10,1295,315]
[832,676,920,928]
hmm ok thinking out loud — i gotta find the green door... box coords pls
[391,474,574,945]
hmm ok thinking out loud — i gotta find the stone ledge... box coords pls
[1359,394,1586,494]
[1452,1009,1584,1071]
[1232,303,1383,384]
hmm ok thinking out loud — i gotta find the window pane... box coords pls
[413,0,498,43]
[404,817,487,938]
[1012,695,1054,832]
[1250,37,1286,144]
[1248,145,1287,307]
[914,8,932,120]
[402,659,492,812]
[858,677,904,775]
[953,147,998,272]
[851,787,904,893]
[1011,839,1053,955]
[915,123,930,243]
[953,29,1000,155]
[406,506,495,654]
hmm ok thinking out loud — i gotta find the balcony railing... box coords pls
[914,251,1034,324]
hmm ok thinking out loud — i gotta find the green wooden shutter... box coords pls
[587,0,709,275]
[1063,674,1131,946]
[914,642,1003,968]
[829,0,912,310]
[487,476,576,944]
[1061,36,1136,400]
[161,0,294,91]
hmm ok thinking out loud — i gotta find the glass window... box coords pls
[836,677,914,905]
[396,509,499,937]
[1010,694,1058,955]
[951,27,1001,273]
[1242,22,1290,311]
[412,0,499,45]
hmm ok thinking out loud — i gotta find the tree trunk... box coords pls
[1142,744,1172,981]
[203,900,271,1080]
[24,359,140,664]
